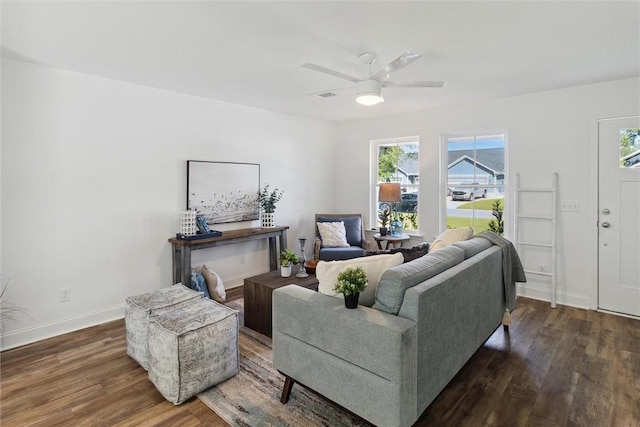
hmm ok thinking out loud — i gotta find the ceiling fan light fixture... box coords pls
[356,80,383,106]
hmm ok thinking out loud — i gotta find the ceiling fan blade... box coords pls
[382,80,446,88]
[301,63,360,83]
[370,52,422,81]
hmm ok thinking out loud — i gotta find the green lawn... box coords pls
[456,198,502,210]
[447,217,493,233]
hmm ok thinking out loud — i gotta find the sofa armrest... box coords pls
[273,285,418,427]
[273,285,416,384]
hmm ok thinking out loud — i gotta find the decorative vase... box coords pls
[344,293,359,309]
[262,212,275,228]
[281,265,292,277]
[390,220,403,237]
[379,227,388,236]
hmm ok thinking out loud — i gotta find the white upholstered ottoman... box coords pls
[125,283,203,370]
[147,298,239,405]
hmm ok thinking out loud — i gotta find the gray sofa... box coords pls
[273,236,517,427]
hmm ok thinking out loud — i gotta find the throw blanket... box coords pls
[476,231,527,323]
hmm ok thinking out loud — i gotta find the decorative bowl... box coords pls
[304,259,320,274]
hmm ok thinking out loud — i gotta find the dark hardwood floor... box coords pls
[1,297,639,426]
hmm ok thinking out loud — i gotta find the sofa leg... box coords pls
[280,375,295,404]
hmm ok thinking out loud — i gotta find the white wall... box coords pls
[3,56,637,349]
[1,58,337,349]
[334,77,640,310]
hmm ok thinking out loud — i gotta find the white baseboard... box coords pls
[516,282,591,310]
[1,304,125,351]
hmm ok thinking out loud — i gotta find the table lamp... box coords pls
[378,183,401,235]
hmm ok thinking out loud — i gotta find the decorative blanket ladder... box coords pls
[514,173,558,308]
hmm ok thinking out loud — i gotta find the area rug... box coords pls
[197,299,370,427]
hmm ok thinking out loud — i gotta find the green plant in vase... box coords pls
[258,184,284,228]
[333,266,368,309]
[488,199,504,236]
[258,185,283,213]
[378,207,390,236]
[280,249,299,278]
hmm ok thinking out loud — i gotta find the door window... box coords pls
[620,129,640,168]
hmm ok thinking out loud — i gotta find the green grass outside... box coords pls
[456,198,502,210]
[447,217,493,233]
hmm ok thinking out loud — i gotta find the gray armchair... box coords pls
[313,213,370,261]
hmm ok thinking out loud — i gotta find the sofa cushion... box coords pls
[319,246,365,261]
[317,221,349,247]
[317,216,363,247]
[316,253,404,307]
[373,245,466,315]
[452,237,493,259]
[429,227,473,252]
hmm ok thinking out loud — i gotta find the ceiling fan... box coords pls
[302,52,445,106]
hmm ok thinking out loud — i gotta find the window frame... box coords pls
[370,136,421,233]
[440,131,509,237]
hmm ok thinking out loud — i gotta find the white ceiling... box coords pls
[2,1,639,122]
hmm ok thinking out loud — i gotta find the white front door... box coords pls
[598,116,640,316]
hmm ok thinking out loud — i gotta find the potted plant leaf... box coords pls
[333,266,368,309]
[258,185,284,228]
[280,249,299,278]
[378,207,390,236]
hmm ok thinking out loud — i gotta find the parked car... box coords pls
[451,185,487,201]
[398,193,418,212]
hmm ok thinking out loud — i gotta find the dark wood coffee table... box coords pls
[244,270,318,337]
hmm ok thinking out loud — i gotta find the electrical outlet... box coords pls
[561,200,580,212]
[59,287,71,303]
[240,255,245,264]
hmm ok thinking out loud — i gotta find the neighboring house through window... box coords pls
[442,133,507,234]
[371,137,420,232]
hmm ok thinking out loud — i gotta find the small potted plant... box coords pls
[378,207,391,236]
[280,249,299,277]
[333,266,368,309]
[258,185,284,228]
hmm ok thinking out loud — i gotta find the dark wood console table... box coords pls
[168,226,289,285]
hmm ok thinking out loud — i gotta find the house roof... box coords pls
[448,148,505,173]
[398,157,419,176]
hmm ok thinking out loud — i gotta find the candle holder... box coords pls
[296,237,308,278]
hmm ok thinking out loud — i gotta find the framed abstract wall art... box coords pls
[187,161,260,224]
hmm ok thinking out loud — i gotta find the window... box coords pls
[442,133,506,234]
[620,128,640,168]
[371,137,420,232]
